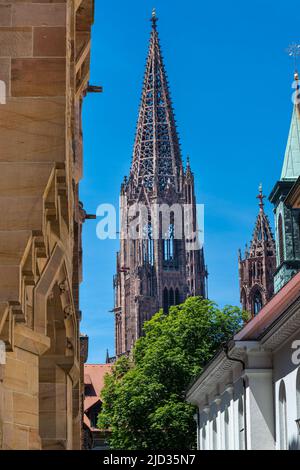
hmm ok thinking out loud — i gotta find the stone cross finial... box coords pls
[257,183,265,211]
[151,8,158,27]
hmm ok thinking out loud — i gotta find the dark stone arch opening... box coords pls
[175,288,180,305]
[251,289,263,316]
[169,288,174,307]
[163,287,169,314]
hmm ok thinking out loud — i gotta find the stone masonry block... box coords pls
[12,3,66,27]
[0,97,65,161]
[11,58,66,97]
[0,5,12,27]
[33,27,66,57]
[0,27,32,57]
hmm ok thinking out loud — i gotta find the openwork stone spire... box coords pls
[249,184,275,257]
[239,185,276,317]
[130,11,182,192]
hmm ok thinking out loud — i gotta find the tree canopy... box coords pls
[98,297,246,450]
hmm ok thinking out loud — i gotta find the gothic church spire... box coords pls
[130,10,182,192]
[239,185,276,317]
[114,12,207,356]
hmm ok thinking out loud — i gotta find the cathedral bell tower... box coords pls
[269,72,300,292]
[239,185,276,316]
[113,11,207,356]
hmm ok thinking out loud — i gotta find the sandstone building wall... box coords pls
[0,0,95,450]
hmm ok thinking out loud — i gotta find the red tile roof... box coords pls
[84,364,112,399]
[84,374,92,385]
[84,364,113,431]
[85,396,99,412]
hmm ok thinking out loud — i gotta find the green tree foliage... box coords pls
[98,297,245,450]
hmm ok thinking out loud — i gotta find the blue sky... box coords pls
[80,0,299,363]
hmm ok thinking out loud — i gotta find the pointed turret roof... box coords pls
[248,185,276,258]
[281,72,300,180]
[130,10,182,192]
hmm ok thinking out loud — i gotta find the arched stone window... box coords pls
[163,287,169,314]
[145,221,154,266]
[175,288,180,305]
[279,380,288,450]
[252,289,263,316]
[278,214,284,265]
[163,223,175,262]
[163,212,179,270]
[169,288,174,307]
[238,397,245,450]
[241,289,247,311]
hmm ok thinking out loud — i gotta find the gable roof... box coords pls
[84,364,112,414]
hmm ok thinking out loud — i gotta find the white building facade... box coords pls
[187,272,300,450]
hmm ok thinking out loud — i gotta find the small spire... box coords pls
[151,8,158,28]
[106,348,110,364]
[185,155,192,178]
[257,183,265,211]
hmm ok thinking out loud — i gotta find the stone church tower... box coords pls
[239,185,276,316]
[114,11,207,356]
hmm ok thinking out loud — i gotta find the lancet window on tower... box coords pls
[163,287,169,314]
[162,286,181,314]
[163,224,175,261]
[252,290,263,316]
[143,219,154,266]
[175,288,180,305]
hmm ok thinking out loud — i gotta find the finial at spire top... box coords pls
[151,8,158,28]
[286,43,300,77]
[257,183,265,211]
